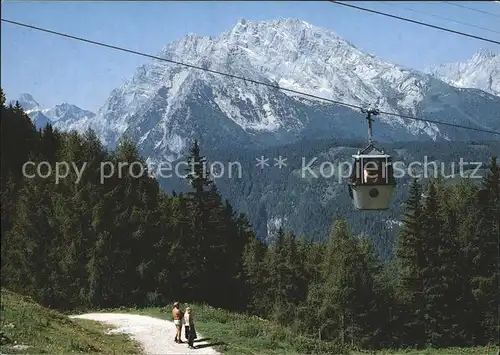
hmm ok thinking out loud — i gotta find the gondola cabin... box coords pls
[348,144,396,210]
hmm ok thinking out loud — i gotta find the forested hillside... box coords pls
[1,88,498,351]
[155,137,500,259]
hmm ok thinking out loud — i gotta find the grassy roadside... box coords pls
[95,304,343,355]
[96,304,499,355]
[0,289,142,355]
[3,289,493,355]
[352,347,499,355]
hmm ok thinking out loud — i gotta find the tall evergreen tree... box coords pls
[2,176,61,306]
[470,157,500,344]
[447,179,481,346]
[394,178,426,348]
[242,232,268,314]
[420,180,443,345]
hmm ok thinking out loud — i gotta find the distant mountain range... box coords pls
[9,93,95,131]
[427,48,500,98]
[10,19,500,153]
[8,18,500,253]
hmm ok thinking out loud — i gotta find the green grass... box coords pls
[95,304,499,355]
[353,346,499,355]
[0,288,142,355]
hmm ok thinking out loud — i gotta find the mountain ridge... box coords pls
[8,93,96,131]
[70,18,500,162]
[427,48,500,97]
[10,19,500,152]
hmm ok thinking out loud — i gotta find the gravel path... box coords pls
[70,313,220,355]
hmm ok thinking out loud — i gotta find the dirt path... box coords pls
[70,313,220,354]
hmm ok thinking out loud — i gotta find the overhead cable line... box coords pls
[328,1,500,45]
[2,18,500,136]
[381,2,500,35]
[441,1,500,18]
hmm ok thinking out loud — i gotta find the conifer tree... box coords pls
[355,237,390,350]
[228,212,257,310]
[183,140,208,299]
[183,139,250,307]
[437,189,474,346]
[312,219,383,347]
[295,237,324,336]
[242,234,268,314]
[470,157,500,344]
[419,179,466,346]
[156,192,190,303]
[3,177,60,306]
[1,98,38,187]
[39,124,62,164]
[267,227,291,323]
[448,180,481,346]
[394,178,426,347]
[420,180,443,345]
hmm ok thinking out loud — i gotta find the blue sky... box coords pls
[2,1,500,111]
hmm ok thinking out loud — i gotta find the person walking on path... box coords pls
[183,307,197,349]
[171,301,184,343]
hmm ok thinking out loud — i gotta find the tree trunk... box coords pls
[341,312,345,345]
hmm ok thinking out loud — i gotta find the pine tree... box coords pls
[155,192,190,303]
[228,211,256,311]
[268,227,292,323]
[295,236,324,337]
[242,234,268,314]
[183,139,249,306]
[2,177,60,306]
[285,232,308,310]
[394,178,426,348]
[420,180,444,346]
[470,157,499,344]
[444,177,481,345]
[0,88,5,106]
[53,131,96,308]
[449,180,481,346]
[39,124,62,164]
[355,237,390,350]
[183,139,209,300]
[311,219,383,347]
[419,179,467,347]
[272,230,304,326]
[0,175,17,270]
[437,188,474,346]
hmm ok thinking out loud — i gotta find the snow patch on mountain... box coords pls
[386,219,404,230]
[266,215,287,243]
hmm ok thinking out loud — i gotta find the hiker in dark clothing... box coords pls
[183,307,197,349]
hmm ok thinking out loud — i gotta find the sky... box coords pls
[1,1,500,111]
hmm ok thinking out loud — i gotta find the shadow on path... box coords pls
[195,341,226,349]
[193,338,211,343]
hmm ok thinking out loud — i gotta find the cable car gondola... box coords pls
[348,108,396,210]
